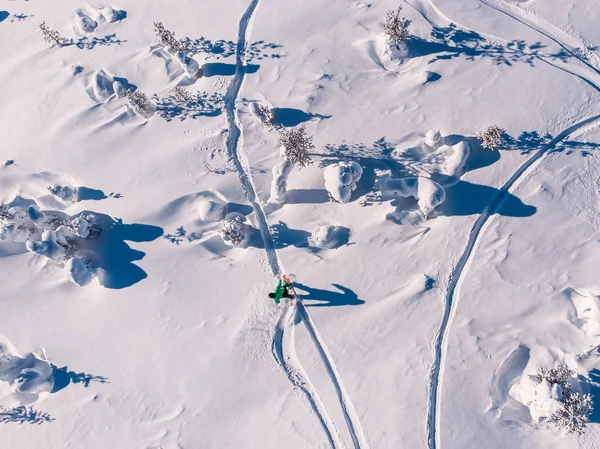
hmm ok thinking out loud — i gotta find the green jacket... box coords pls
[271,280,291,304]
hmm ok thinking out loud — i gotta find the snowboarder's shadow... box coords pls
[293,282,364,307]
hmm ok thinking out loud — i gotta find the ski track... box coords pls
[426,113,600,449]
[407,0,600,93]
[225,1,367,448]
[414,2,600,448]
[477,0,600,73]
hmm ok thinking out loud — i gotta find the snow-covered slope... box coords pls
[1,0,599,448]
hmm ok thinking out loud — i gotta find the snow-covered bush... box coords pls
[268,125,315,204]
[477,124,506,150]
[26,230,68,262]
[324,161,363,203]
[154,22,185,53]
[548,391,594,435]
[531,364,594,435]
[512,363,594,434]
[380,6,410,53]
[278,125,314,168]
[250,102,274,128]
[220,215,248,248]
[0,336,55,403]
[39,21,71,47]
[0,204,38,242]
[1,204,99,286]
[533,364,573,389]
[48,184,77,202]
[125,88,157,119]
[379,176,446,218]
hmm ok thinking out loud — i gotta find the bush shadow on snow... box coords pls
[0,406,54,424]
[503,131,600,155]
[407,24,595,68]
[181,37,283,62]
[77,186,107,201]
[586,369,600,424]
[92,214,163,289]
[270,108,331,128]
[75,34,126,50]
[293,282,365,307]
[155,91,223,121]
[51,365,108,393]
[202,62,259,77]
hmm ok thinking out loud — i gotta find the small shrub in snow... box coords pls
[174,86,193,102]
[0,203,13,222]
[278,125,314,168]
[269,125,315,204]
[477,124,506,150]
[39,21,71,47]
[548,391,594,435]
[380,7,410,53]
[531,364,594,435]
[533,364,573,389]
[251,103,274,128]
[153,22,185,53]
[220,215,247,248]
[125,88,157,119]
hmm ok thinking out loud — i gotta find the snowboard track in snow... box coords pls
[415,2,600,447]
[425,114,600,449]
[224,1,368,448]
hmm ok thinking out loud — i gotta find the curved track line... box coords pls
[478,0,600,73]
[426,113,600,449]
[297,301,370,449]
[224,1,367,447]
[272,307,345,449]
[224,0,280,277]
[406,0,600,93]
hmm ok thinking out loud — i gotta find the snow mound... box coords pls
[312,224,350,249]
[98,6,126,23]
[65,257,96,286]
[86,70,126,103]
[511,376,564,422]
[26,230,67,262]
[394,139,471,180]
[0,336,54,405]
[324,161,363,203]
[379,176,446,217]
[269,158,292,204]
[174,51,202,79]
[196,197,226,222]
[74,11,98,34]
[564,288,600,340]
[75,5,126,33]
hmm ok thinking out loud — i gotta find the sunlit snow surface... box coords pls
[0,0,599,448]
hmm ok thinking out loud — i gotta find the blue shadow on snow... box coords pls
[293,282,365,307]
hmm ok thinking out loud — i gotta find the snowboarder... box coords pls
[269,276,294,305]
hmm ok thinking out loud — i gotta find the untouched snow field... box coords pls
[1,0,600,448]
